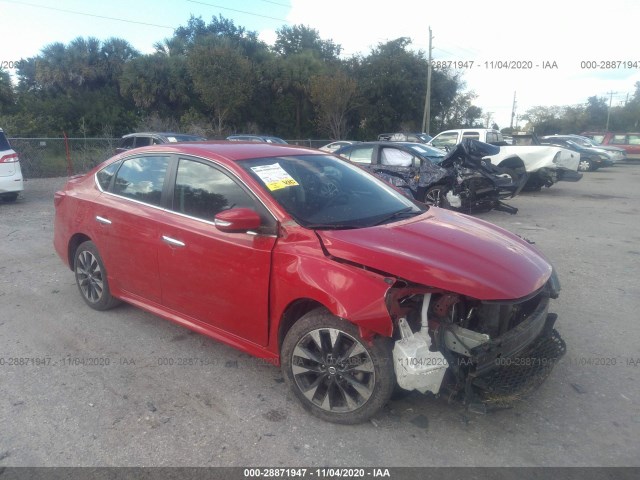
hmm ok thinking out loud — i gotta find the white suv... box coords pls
[0,129,24,202]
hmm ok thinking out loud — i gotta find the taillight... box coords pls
[0,153,19,163]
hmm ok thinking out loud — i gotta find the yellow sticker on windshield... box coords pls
[251,164,299,191]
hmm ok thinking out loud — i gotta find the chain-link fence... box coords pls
[8,137,333,179]
[8,137,117,179]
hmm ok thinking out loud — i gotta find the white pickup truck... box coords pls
[427,128,582,189]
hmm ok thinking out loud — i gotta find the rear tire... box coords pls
[281,309,395,424]
[74,241,121,311]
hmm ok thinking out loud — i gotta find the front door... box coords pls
[157,157,277,346]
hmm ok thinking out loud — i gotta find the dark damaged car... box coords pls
[334,140,524,214]
[333,141,447,200]
[54,142,566,424]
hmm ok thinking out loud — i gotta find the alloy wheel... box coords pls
[291,328,375,413]
[76,250,104,303]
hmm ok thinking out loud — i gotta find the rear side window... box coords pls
[610,135,627,145]
[112,156,170,206]
[119,137,135,150]
[96,160,122,191]
[342,146,374,164]
[463,131,480,141]
[628,135,640,145]
[0,132,11,151]
[135,137,152,147]
[431,132,459,148]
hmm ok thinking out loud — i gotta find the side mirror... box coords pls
[214,208,261,233]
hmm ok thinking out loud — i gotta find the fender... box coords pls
[268,226,394,353]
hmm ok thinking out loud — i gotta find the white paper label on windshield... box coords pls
[251,164,299,191]
[166,137,178,142]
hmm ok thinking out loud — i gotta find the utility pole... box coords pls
[605,91,616,131]
[510,91,517,130]
[421,27,433,135]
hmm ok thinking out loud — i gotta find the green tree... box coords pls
[274,25,341,61]
[271,52,324,137]
[584,96,607,130]
[120,54,192,119]
[0,69,15,113]
[12,37,139,135]
[309,71,358,139]
[187,39,254,135]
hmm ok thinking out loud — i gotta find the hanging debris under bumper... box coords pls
[470,323,566,406]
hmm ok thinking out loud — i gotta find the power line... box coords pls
[0,0,175,30]
[256,0,290,8]
[187,0,290,23]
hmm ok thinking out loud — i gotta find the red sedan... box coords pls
[54,142,565,423]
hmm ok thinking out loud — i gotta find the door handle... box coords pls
[162,235,186,247]
[96,216,112,225]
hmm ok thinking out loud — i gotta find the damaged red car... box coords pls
[53,142,566,424]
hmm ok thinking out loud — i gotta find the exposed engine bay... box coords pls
[389,277,566,410]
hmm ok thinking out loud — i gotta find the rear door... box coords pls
[94,154,171,303]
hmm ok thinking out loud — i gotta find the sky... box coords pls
[1,0,639,131]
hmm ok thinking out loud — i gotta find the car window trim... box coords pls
[95,151,280,231]
[94,153,173,206]
[94,154,278,236]
[167,154,279,234]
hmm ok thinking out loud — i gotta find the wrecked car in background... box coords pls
[334,140,524,214]
[54,142,566,424]
[428,128,582,191]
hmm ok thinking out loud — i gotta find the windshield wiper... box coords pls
[370,207,422,226]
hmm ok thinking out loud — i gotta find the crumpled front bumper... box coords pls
[468,312,566,407]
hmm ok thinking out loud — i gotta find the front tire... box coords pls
[281,309,395,424]
[423,185,449,208]
[578,158,593,172]
[74,241,121,311]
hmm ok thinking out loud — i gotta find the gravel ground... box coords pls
[0,165,639,467]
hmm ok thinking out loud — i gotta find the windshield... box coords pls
[241,155,424,229]
[572,136,596,147]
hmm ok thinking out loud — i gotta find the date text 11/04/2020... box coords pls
[431,60,640,70]
[430,60,558,69]
[244,469,391,478]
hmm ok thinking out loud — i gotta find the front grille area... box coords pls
[471,328,566,406]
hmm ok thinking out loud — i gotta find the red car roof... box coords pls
[125,141,321,162]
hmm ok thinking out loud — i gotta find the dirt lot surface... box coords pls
[1,165,639,467]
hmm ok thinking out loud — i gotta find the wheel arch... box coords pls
[497,156,525,171]
[67,233,92,270]
[277,299,329,351]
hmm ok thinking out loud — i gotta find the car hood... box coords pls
[316,208,552,300]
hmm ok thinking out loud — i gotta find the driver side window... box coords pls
[171,159,277,233]
[173,159,254,220]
